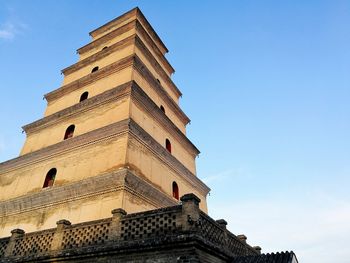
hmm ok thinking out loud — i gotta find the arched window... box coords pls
[79,91,89,102]
[160,105,165,113]
[43,168,57,188]
[102,46,108,50]
[91,66,99,73]
[165,139,172,153]
[172,181,179,200]
[64,125,75,140]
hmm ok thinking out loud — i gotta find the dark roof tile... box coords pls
[232,251,298,263]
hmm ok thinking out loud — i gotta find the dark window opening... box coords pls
[64,125,75,140]
[102,46,108,50]
[160,105,165,113]
[43,168,57,188]
[172,181,179,200]
[156,79,161,84]
[166,139,172,153]
[79,91,89,102]
[91,66,99,73]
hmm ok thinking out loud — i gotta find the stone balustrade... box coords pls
[0,194,259,260]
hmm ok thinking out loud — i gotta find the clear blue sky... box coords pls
[0,1,349,262]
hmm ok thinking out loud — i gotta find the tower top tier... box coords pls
[87,7,168,55]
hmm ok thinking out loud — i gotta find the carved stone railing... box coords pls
[199,213,257,255]
[0,194,259,260]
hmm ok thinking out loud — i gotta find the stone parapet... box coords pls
[0,194,259,261]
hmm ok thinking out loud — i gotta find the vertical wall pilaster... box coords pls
[110,208,127,240]
[180,194,201,231]
[253,246,262,254]
[51,219,71,251]
[216,219,227,230]
[216,219,228,245]
[237,234,247,244]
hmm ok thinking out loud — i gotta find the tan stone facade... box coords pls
[0,8,210,237]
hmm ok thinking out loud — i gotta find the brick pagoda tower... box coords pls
[0,7,210,237]
[0,8,298,263]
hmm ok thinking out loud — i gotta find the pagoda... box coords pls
[0,8,299,263]
[0,7,209,237]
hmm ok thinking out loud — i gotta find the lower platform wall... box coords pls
[0,194,259,262]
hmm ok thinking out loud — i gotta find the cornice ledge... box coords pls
[45,55,134,102]
[0,168,177,217]
[63,35,135,76]
[89,7,168,54]
[24,79,197,156]
[135,34,180,97]
[78,20,137,55]
[0,169,128,217]
[44,51,182,122]
[46,52,188,125]
[135,21,174,75]
[89,8,138,38]
[134,8,168,54]
[133,55,190,125]
[23,82,132,134]
[64,30,174,82]
[124,170,177,208]
[130,81,199,156]
[127,119,210,196]
[0,119,131,173]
